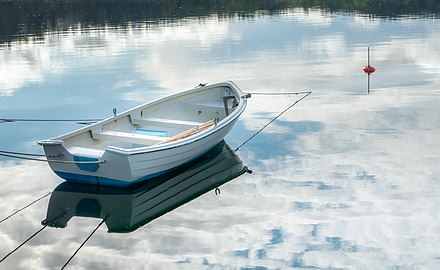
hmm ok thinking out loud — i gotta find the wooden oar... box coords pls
[157,119,215,144]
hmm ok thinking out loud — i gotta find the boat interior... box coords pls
[61,86,241,156]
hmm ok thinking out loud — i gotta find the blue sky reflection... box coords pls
[0,7,439,270]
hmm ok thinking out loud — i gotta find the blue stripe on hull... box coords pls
[73,155,100,172]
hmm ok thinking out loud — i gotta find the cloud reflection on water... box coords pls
[0,7,439,270]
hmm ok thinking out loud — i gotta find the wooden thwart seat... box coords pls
[93,130,168,145]
[131,117,204,128]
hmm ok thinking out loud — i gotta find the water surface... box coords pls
[1,2,439,269]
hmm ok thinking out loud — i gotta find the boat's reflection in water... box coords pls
[42,141,250,233]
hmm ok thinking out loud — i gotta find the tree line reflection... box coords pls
[1,0,439,43]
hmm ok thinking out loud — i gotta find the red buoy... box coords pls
[363,66,376,75]
[363,47,376,94]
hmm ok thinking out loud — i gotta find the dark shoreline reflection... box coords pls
[1,0,439,44]
[41,141,250,233]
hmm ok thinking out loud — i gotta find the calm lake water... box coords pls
[1,2,440,269]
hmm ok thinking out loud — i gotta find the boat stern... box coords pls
[38,139,70,166]
[39,139,137,186]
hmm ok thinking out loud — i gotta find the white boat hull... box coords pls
[40,81,247,187]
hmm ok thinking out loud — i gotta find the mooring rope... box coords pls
[0,226,47,263]
[0,151,106,164]
[249,91,312,96]
[61,215,109,270]
[0,192,52,225]
[235,91,312,152]
[0,150,46,157]
[0,153,106,164]
[0,211,66,264]
[0,118,100,124]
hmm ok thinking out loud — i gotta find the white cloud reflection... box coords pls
[0,44,46,96]
[0,8,440,270]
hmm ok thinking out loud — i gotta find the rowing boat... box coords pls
[39,81,249,187]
